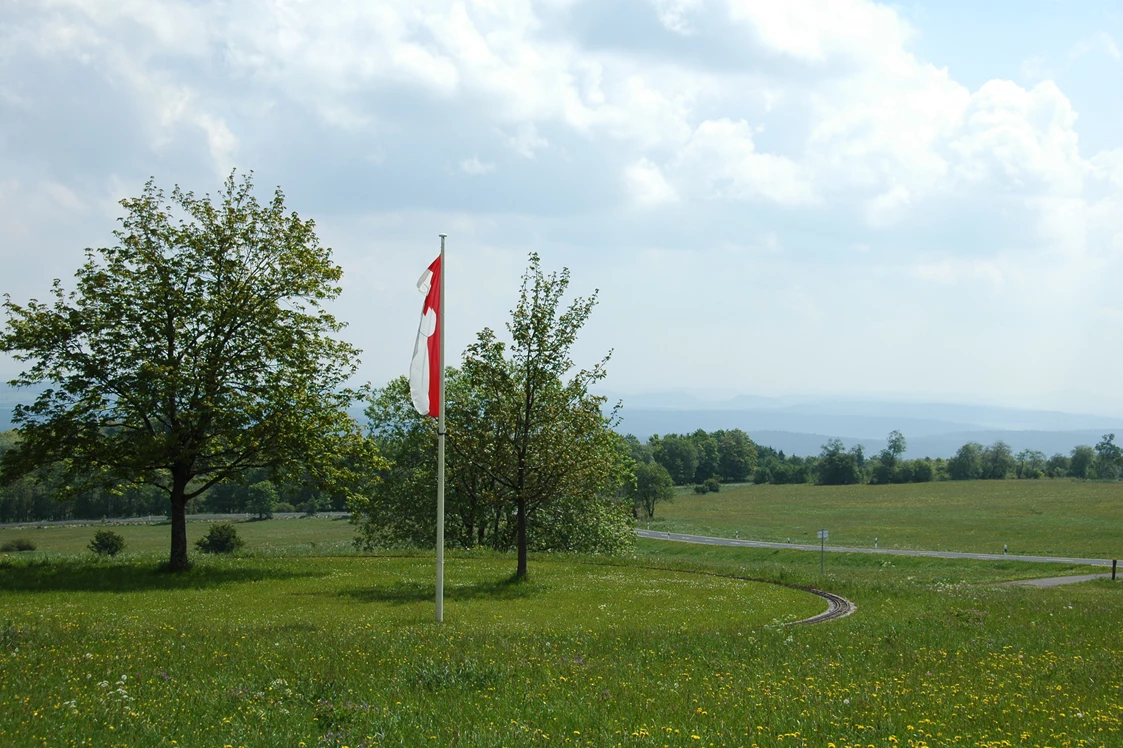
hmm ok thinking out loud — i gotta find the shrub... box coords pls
[88,529,126,556]
[0,538,36,552]
[275,502,296,513]
[195,523,245,554]
[703,476,721,493]
[692,483,708,494]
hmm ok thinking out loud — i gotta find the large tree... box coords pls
[0,172,381,569]
[816,439,862,485]
[460,253,631,579]
[715,429,758,483]
[651,434,699,485]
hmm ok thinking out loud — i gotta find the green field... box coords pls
[0,516,359,557]
[1,515,1122,747]
[650,479,1123,558]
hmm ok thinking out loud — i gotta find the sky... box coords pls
[1,0,1122,415]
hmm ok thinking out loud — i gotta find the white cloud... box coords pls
[1070,32,1121,61]
[624,158,678,207]
[910,258,1006,289]
[3,0,1123,410]
[0,179,88,240]
[460,156,495,175]
[673,119,815,205]
[504,122,548,158]
[649,0,704,34]
[726,0,915,64]
[949,80,1082,195]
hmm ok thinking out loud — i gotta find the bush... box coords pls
[703,476,721,493]
[692,483,708,494]
[275,502,296,513]
[195,523,245,554]
[88,529,126,556]
[0,538,36,552]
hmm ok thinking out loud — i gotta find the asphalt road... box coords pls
[999,573,1113,587]
[635,529,1117,568]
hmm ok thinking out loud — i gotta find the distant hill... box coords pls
[735,429,1119,459]
[614,408,983,441]
[611,397,1123,459]
[7,384,1122,460]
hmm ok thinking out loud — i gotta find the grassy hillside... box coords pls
[1,510,1121,746]
[650,479,1123,558]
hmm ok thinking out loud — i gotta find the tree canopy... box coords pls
[355,254,633,577]
[0,172,381,569]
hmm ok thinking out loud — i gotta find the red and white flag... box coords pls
[409,255,442,416]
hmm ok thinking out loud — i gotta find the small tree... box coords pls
[246,480,278,520]
[195,523,245,554]
[1015,449,1046,479]
[1046,452,1071,478]
[1095,434,1122,479]
[460,253,631,579]
[89,529,126,556]
[1070,445,1096,479]
[631,462,674,519]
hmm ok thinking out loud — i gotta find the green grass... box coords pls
[0,552,820,747]
[1,513,1121,746]
[650,479,1123,558]
[0,516,360,557]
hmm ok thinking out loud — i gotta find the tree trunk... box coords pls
[492,506,502,551]
[516,496,527,579]
[168,472,191,571]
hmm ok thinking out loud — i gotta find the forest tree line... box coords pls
[0,428,341,523]
[4,424,1121,524]
[631,428,1123,488]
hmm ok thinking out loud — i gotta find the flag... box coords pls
[410,255,442,416]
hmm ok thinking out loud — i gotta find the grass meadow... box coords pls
[650,480,1123,558]
[0,494,1121,747]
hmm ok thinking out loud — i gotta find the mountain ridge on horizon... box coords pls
[597,389,1123,420]
[5,387,1122,460]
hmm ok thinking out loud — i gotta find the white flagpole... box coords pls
[436,233,447,623]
